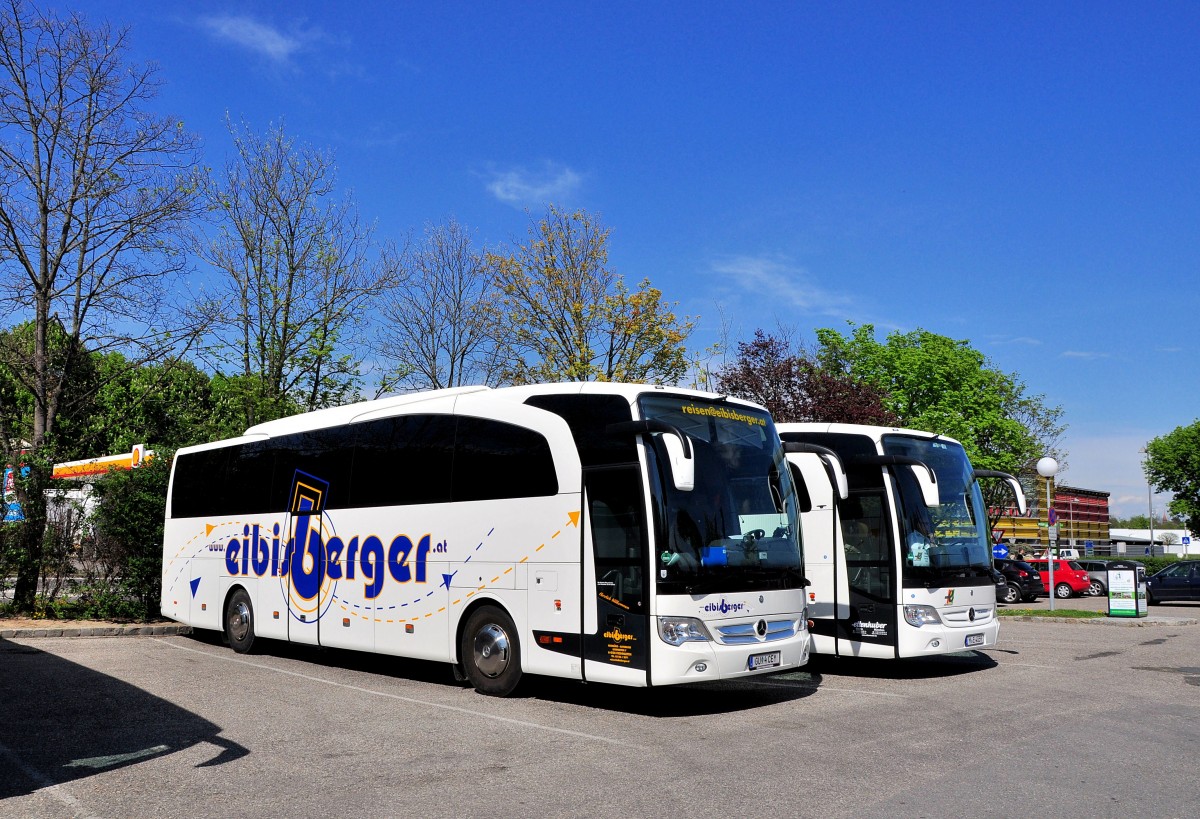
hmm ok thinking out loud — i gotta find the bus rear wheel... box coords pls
[225,588,256,654]
[461,605,522,696]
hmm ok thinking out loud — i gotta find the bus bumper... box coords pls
[648,619,810,686]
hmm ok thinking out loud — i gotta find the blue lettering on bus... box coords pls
[217,470,439,602]
[326,536,344,580]
[360,535,384,599]
[291,511,325,601]
[250,524,269,576]
[223,518,437,596]
[702,599,746,615]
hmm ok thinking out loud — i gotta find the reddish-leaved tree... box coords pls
[716,330,899,425]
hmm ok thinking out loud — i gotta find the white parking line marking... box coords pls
[0,739,104,819]
[152,638,648,750]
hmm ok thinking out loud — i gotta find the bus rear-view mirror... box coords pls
[973,469,1028,516]
[661,431,695,492]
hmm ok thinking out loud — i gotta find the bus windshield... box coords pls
[639,396,803,593]
[882,434,992,586]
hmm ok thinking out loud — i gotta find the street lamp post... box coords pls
[1141,447,1155,556]
[1037,457,1059,611]
[1149,488,1155,557]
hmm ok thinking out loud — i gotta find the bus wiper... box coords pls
[684,576,732,595]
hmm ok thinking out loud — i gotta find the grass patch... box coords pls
[998,608,1105,619]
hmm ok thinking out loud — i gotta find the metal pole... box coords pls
[1148,483,1155,557]
[1048,476,1055,612]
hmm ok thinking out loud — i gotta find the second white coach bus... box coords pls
[779,423,1025,660]
[162,383,812,694]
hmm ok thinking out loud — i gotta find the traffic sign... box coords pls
[1048,508,1058,525]
[992,544,1009,559]
[1048,525,1058,541]
[1184,536,1192,546]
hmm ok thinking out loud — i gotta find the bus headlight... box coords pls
[657,616,713,646]
[903,605,942,628]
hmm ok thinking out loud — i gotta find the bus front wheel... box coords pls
[461,605,522,696]
[225,588,256,654]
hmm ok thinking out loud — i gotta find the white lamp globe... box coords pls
[1036,457,1058,478]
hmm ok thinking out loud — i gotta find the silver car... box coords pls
[1076,560,1110,596]
[1077,559,1146,596]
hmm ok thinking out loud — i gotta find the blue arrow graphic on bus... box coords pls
[441,571,457,590]
[190,577,201,598]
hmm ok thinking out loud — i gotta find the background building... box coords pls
[990,481,1111,555]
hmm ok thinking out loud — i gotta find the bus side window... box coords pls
[452,417,558,501]
[350,415,455,508]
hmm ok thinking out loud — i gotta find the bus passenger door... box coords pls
[836,492,897,658]
[582,466,650,686]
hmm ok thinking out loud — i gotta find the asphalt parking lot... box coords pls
[2,617,1198,819]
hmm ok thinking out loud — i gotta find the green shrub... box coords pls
[80,451,174,620]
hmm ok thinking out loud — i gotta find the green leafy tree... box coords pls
[1110,513,1187,529]
[82,355,223,452]
[1144,421,1200,533]
[83,450,173,620]
[488,205,693,385]
[814,323,1065,525]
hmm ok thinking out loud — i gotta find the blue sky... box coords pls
[64,1,1198,518]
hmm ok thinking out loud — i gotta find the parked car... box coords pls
[989,567,1008,602]
[1076,559,1111,596]
[994,558,1046,603]
[1146,560,1200,604]
[1026,559,1092,599]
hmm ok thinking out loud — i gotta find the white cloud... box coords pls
[987,335,1042,346]
[707,255,853,318]
[484,162,582,208]
[199,15,310,63]
[1061,350,1111,360]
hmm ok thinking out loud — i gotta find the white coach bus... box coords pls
[779,423,1025,660]
[162,383,812,695]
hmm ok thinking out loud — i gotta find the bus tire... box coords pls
[461,605,522,696]
[225,588,256,654]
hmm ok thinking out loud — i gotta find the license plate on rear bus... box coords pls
[748,651,781,670]
[965,633,985,647]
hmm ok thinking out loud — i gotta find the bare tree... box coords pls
[200,117,391,427]
[0,0,204,610]
[377,219,498,392]
[488,204,693,385]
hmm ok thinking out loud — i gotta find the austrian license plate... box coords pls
[965,633,985,647]
[748,651,781,670]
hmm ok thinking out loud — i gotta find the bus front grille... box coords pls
[714,619,796,644]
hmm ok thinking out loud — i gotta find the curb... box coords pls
[1001,615,1198,626]
[1,624,193,639]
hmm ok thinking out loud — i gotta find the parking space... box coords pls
[2,621,1197,818]
[999,587,1200,618]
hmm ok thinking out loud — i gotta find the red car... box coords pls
[1027,559,1092,599]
